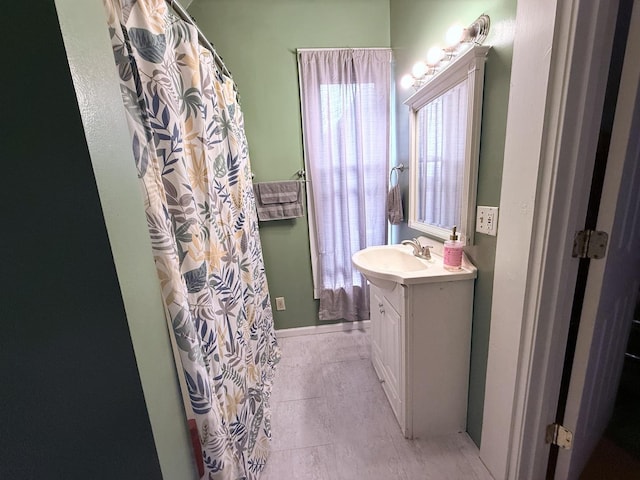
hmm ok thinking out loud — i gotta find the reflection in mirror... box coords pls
[416,79,468,232]
[405,44,490,245]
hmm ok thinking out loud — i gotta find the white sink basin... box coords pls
[352,244,477,288]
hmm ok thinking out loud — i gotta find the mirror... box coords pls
[405,44,490,245]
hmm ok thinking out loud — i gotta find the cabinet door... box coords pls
[382,296,403,428]
[369,285,385,380]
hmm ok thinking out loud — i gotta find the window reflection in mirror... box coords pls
[405,45,490,245]
[416,80,468,231]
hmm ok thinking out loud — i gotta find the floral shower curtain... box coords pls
[104,1,279,478]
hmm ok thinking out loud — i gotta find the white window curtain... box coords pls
[298,48,391,321]
[416,80,468,229]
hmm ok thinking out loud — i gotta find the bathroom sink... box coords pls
[352,244,477,288]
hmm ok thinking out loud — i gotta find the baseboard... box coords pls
[275,320,370,338]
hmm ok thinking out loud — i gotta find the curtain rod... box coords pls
[296,47,391,52]
[165,0,232,80]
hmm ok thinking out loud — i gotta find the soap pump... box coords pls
[443,226,464,271]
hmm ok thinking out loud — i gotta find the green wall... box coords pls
[189,0,391,330]
[390,0,516,445]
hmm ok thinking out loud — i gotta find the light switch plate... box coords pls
[476,206,499,236]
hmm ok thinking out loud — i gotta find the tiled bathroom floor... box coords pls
[263,328,494,480]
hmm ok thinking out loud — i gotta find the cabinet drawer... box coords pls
[378,282,403,314]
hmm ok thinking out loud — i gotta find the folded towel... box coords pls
[387,183,403,225]
[254,181,303,221]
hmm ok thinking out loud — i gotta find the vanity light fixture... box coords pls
[426,46,445,66]
[445,24,465,49]
[412,61,428,78]
[401,13,490,90]
[465,14,491,44]
[400,74,416,89]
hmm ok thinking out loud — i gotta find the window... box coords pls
[298,48,392,321]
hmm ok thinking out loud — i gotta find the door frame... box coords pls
[480,0,622,478]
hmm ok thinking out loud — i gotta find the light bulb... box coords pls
[426,46,444,66]
[400,74,415,89]
[445,24,464,48]
[411,61,427,78]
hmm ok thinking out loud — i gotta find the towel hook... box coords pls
[389,163,407,186]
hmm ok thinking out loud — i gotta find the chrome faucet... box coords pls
[401,238,432,260]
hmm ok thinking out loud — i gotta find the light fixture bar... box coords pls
[465,14,491,44]
[401,13,491,90]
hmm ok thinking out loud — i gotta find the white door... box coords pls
[555,4,640,477]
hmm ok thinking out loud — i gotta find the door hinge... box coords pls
[546,423,573,449]
[572,230,608,259]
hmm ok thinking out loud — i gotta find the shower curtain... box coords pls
[104,1,279,479]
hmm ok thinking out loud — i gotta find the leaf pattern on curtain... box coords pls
[104,1,279,478]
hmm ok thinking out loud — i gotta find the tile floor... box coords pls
[263,328,494,480]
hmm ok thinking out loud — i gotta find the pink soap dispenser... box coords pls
[443,226,464,271]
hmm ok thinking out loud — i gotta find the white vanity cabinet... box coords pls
[368,273,475,439]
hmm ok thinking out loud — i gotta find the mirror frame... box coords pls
[404,44,490,245]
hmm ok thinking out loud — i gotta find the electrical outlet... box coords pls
[476,206,499,236]
[275,297,286,311]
